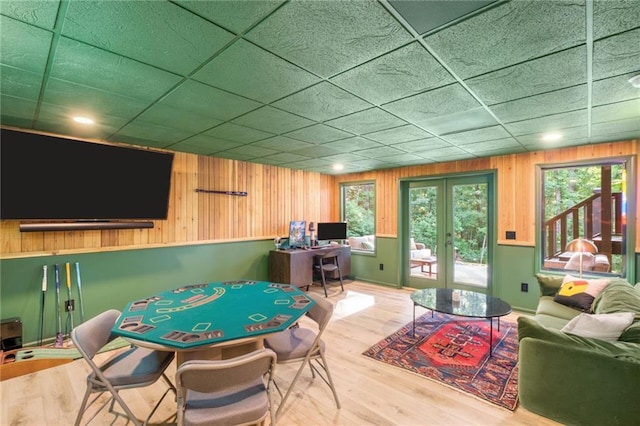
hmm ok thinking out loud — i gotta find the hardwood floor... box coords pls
[0,281,560,426]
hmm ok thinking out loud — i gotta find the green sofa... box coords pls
[517,276,640,426]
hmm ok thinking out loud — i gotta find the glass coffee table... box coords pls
[410,288,512,355]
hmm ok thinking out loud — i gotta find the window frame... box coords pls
[535,155,635,281]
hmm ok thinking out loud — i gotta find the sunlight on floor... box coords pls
[333,290,375,320]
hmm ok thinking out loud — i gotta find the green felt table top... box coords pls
[111,280,314,349]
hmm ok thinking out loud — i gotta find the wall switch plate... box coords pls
[506,231,516,240]
[379,263,384,271]
[521,282,528,292]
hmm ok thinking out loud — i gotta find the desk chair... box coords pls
[264,294,340,419]
[72,309,176,426]
[175,348,277,426]
[313,250,344,297]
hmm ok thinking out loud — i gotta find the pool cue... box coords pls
[75,262,85,323]
[65,262,74,335]
[54,264,64,347]
[39,265,48,346]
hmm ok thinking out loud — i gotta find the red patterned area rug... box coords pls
[362,312,519,411]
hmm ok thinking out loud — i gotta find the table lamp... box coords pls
[565,238,595,277]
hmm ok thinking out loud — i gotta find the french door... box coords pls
[401,173,494,292]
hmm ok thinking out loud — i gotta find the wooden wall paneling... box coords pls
[0,222,20,253]
[494,154,516,245]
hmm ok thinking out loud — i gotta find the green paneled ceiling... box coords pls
[1,0,639,175]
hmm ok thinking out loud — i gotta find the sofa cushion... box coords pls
[553,274,610,312]
[517,316,640,363]
[410,248,432,259]
[560,312,635,342]
[536,296,582,321]
[535,273,564,297]
[593,279,640,315]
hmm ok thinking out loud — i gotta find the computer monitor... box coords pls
[288,220,306,248]
[317,222,347,242]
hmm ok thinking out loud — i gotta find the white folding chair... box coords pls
[72,309,176,426]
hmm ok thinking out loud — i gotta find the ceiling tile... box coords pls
[591,129,640,144]
[490,85,586,123]
[319,152,370,163]
[136,104,223,134]
[0,95,37,127]
[174,0,284,34]
[252,135,315,151]
[330,42,455,105]
[204,122,273,144]
[325,108,406,135]
[0,65,41,100]
[418,107,498,135]
[113,121,193,147]
[42,78,149,121]
[291,145,342,158]
[354,145,405,159]
[364,124,434,144]
[177,134,245,153]
[471,146,528,156]
[591,117,640,137]
[36,102,127,139]
[273,82,371,122]
[260,152,311,163]
[515,125,588,146]
[232,106,314,134]
[465,46,587,105]
[62,1,235,75]
[158,80,261,121]
[458,137,521,152]
[245,0,412,77]
[1,0,60,29]
[520,137,589,151]
[593,0,640,40]
[592,99,640,123]
[284,123,352,144]
[504,110,588,136]
[442,126,511,145]
[389,0,497,35]
[52,37,182,101]
[284,158,334,170]
[169,142,217,156]
[0,16,52,73]
[420,145,470,160]
[346,158,391,169]
[383,83,481,127]
[193,39,321,103]
[592,29,640,80]
[377,153,426,164]
[592,73,640,106]
[222,144,280,160]
[424,1,585,79]
[390,138,450,152]
[322,137,382,152]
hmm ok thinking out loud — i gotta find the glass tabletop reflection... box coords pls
[410,288,511,319]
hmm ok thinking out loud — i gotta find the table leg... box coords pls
[489,318,494,356]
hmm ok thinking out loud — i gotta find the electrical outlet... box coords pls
[521,282,528,292]
[65,299,75,311]
[379,263,384,271]
[506,231,516,240]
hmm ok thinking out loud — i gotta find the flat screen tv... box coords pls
[317,222,347,241]
[0,128,174,221]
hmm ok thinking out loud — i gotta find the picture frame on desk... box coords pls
[288,220,306,248]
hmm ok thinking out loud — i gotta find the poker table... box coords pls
[111,280,314,362]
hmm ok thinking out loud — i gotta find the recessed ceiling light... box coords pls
[629,75,640,89]
[73,116,94,125]
[333,163,344,171]
[542,133,562,142]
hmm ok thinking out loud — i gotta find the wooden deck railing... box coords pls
[544,192,622,259]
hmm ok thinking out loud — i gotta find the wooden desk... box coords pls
[269,245,351,289]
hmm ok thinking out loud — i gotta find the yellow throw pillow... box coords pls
[553,274,610,312]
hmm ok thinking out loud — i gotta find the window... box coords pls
[540,160,631,278]
[341,181,375,251]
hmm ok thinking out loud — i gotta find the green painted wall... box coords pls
[3,240,638,346]
[0,240,273,345]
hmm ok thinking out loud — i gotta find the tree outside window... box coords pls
[341,182,375,251]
